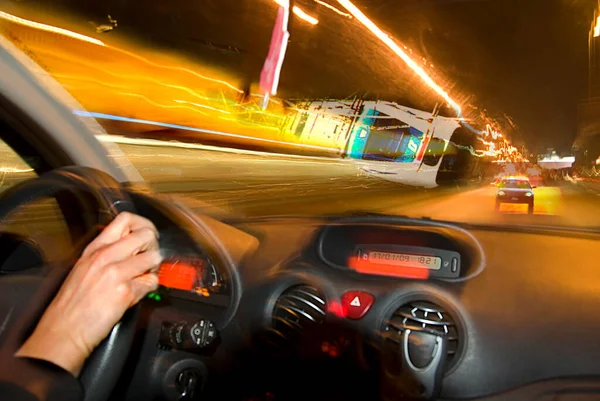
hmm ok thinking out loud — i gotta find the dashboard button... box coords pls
[341,291,375,320]
[451,258,458,273]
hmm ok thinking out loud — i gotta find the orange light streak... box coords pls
[0,11,243,93]
[273,0,319,25]
[117,92,208,115]
[0,11,105,46]
[174,99,231,114]
[335,0,461,114]
[314,0,352,18]
[113,47,244,93]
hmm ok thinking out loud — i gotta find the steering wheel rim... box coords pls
[0,166,138,401]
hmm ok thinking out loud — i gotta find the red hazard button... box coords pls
[341,291,375,320]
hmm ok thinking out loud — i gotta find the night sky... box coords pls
[372,0,597,154]
[7,0,598,153]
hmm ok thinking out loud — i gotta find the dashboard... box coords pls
[120,193,600,401]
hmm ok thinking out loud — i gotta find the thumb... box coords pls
[129,273,159,307]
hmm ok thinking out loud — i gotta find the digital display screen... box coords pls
[158,260,209,296]
[364,251,441,270]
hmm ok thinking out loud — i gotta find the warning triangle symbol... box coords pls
[350,296,361,307]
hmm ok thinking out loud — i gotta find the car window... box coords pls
[2,1,600,229]
[422,138,446,167]
[0,140,37,192]
[0,138,70,263]
[499,180,531,189]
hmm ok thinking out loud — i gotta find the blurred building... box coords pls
[575,1,600,166]
[538,150,575,170]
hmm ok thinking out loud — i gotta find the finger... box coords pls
[83,212,158,257]
[114,249,163,279]
[92,227,159,268]
[83,212,158,258]
[129,273,159,306]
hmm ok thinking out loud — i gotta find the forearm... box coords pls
[16,314,88,376]
[0,356,83,401]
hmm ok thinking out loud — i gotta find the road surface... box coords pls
[116,140,600,229]
[1,140,600,262]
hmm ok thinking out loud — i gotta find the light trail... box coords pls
[0,166,34,173]
[76,111,341,152]
[113,47,244,93]
[335,0,461,115]
[292,6,319,25]
[174,99,231,114]
[54,74,129,90]
[1,10,520,162]
[41,54,232,105]
[0,11,105,46]
[273,0,319,25]
[217,116,281,131]
[53,72,282,119]
[314,0,352,18]
[116,93,208,115]
[0,11,243,93]
[251,93,282,104]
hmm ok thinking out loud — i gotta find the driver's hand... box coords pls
[16,212,163,376]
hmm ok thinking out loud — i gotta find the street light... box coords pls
[589,4,600,99]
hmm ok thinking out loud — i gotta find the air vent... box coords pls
[383,301,460,371]
[270,285,326,344]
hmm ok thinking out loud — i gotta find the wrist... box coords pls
[16,327,88,376]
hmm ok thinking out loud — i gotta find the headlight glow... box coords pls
[498,190,506,196]
[525,191,533,197]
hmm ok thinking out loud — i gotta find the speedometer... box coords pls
[158,257,223,295]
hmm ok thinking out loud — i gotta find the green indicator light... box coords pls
[146,292,163,301]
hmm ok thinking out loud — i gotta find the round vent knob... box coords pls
[383,301,459,371]
[271,285,326,344]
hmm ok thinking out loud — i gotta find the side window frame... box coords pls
[0,111,53,177]
[0,98,90,249]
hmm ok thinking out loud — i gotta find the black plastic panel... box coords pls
[227,215,600,400]
[109,207,600,401]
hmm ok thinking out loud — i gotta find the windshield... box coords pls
[2,0,600,228]
[499,180,532,190]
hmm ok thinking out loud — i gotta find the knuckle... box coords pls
[88,249,107,269]
[140,227,158,241]
[140,218,156,232]
[111,212,130,228]
[115,282,133,300]
[105,264,121,281]
[136,214,155,228]
[148,273,159,287]
[150,249,163,265]
[144,275,159,293]
[136,228,158,249]
[141,273,159,293]
[144,251,162,272]
[117,211,133,221]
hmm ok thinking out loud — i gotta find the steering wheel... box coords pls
[0,166,139,401]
